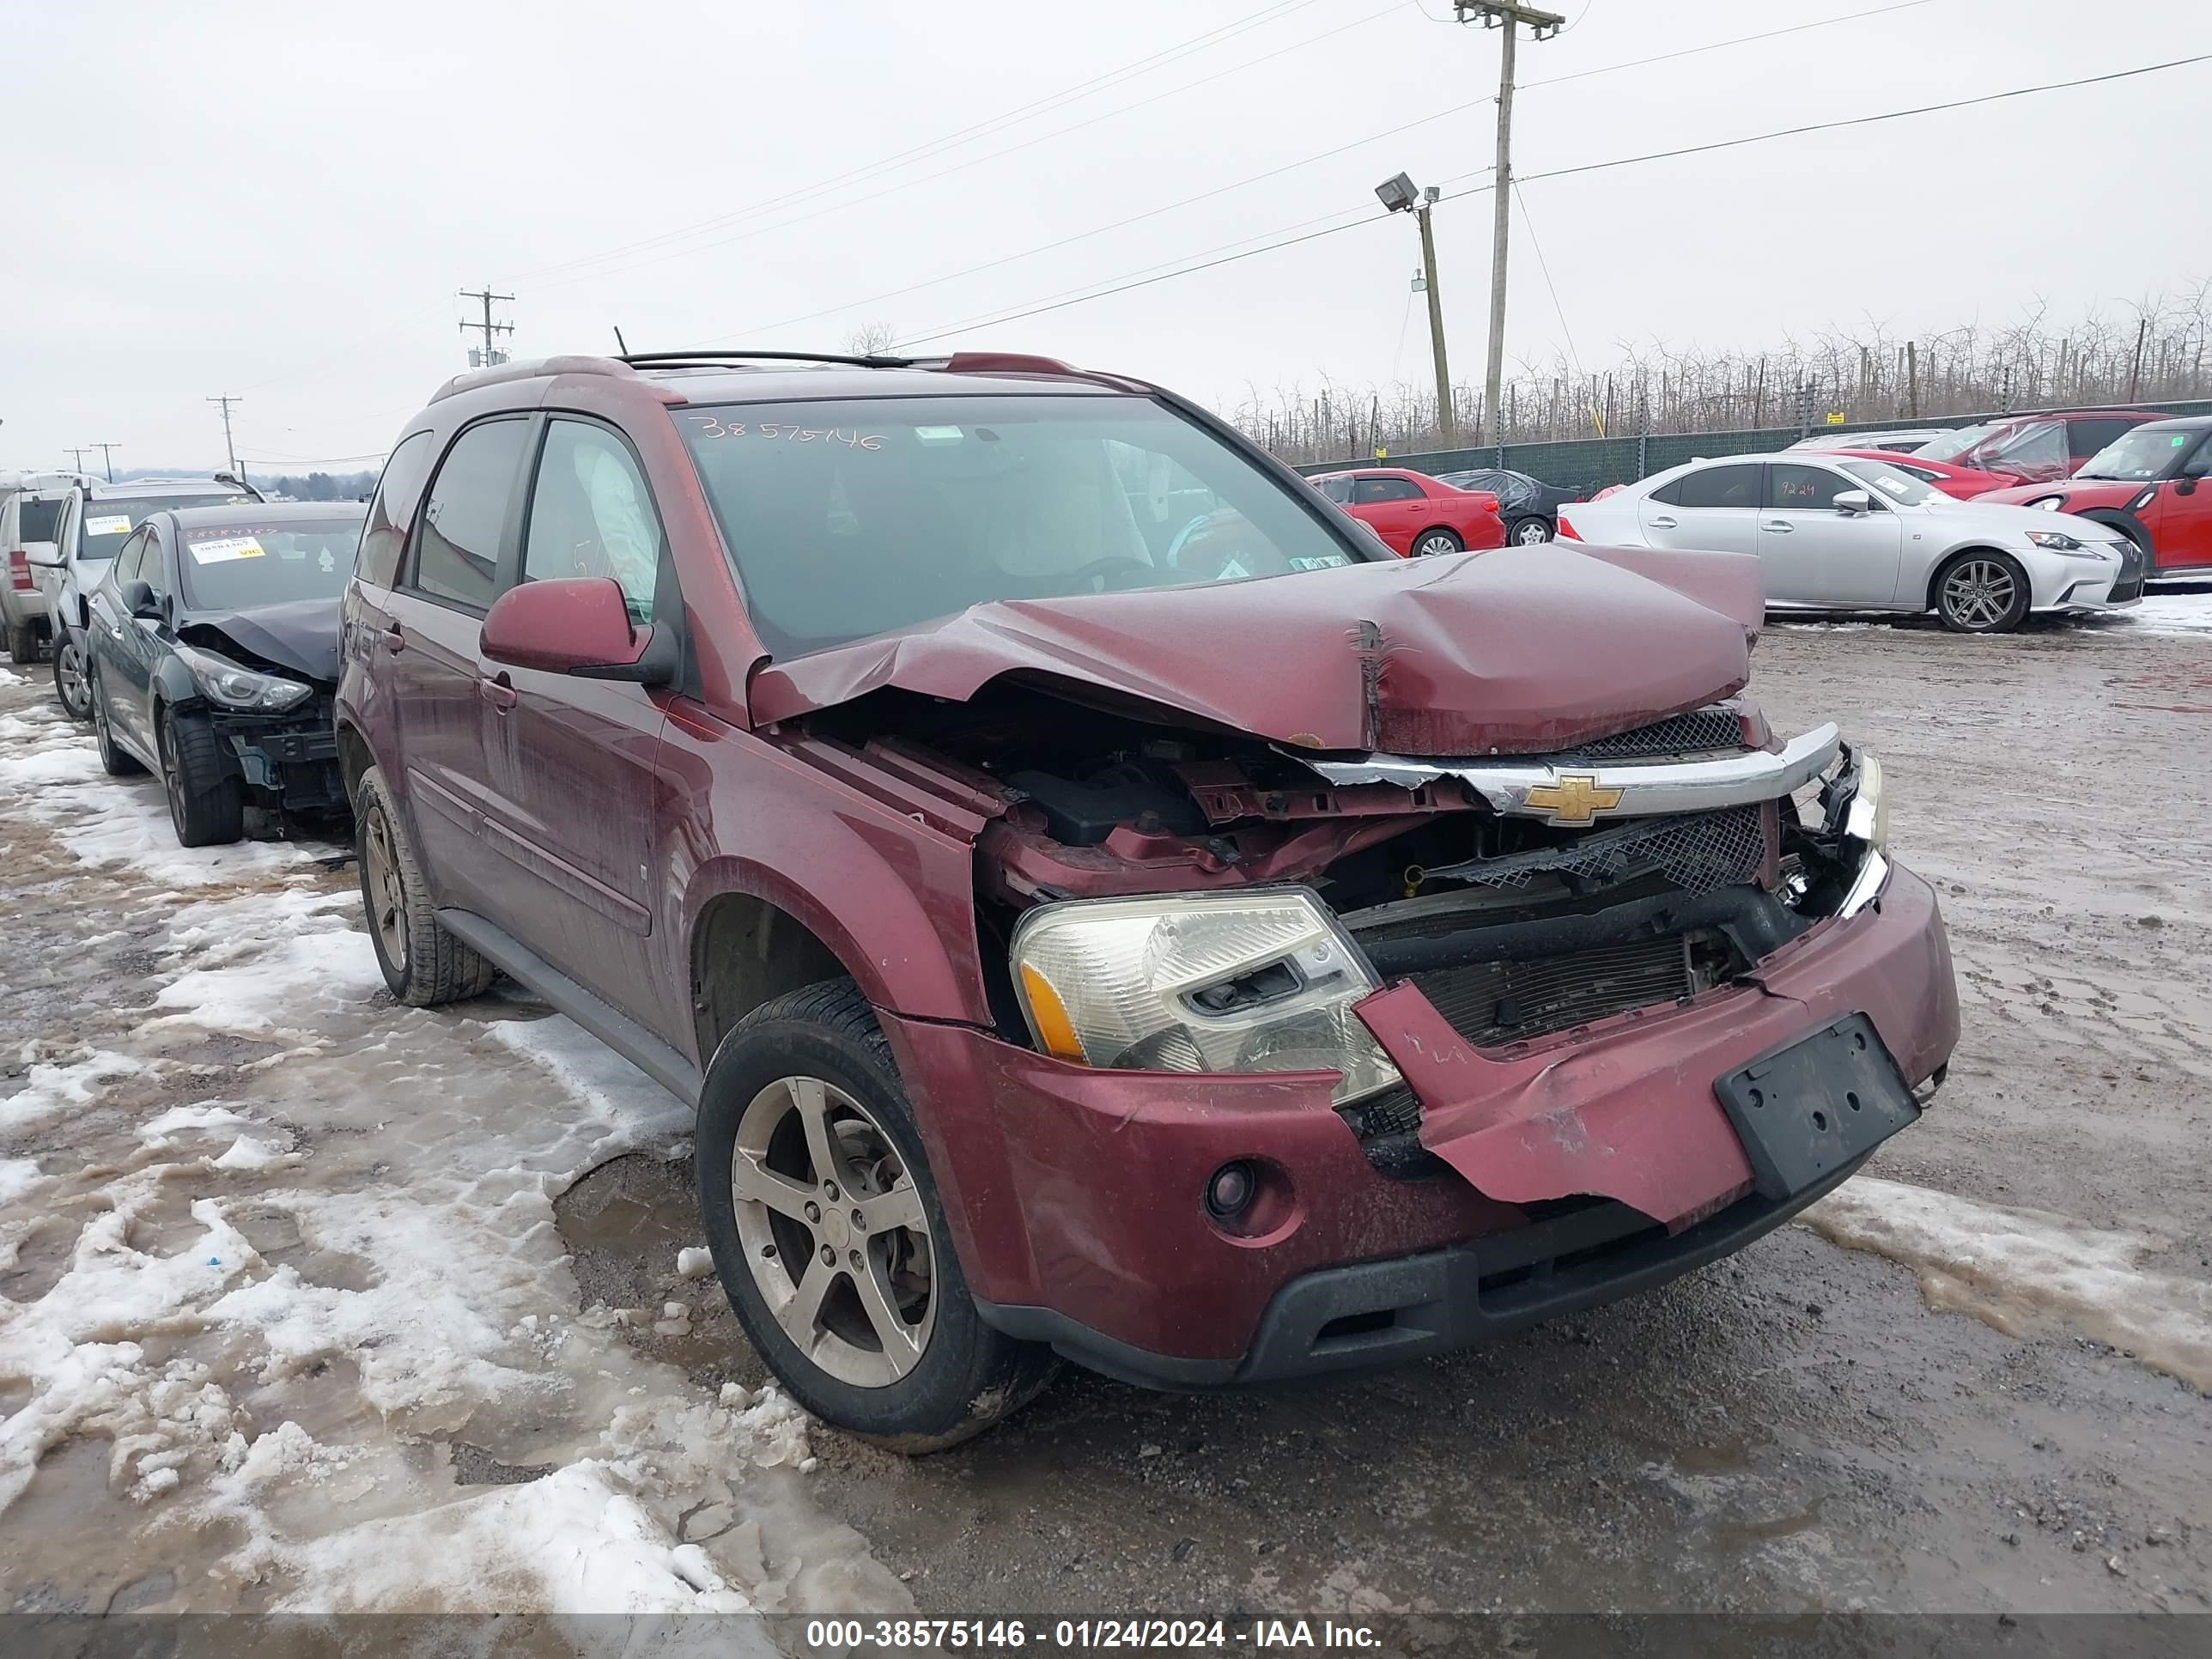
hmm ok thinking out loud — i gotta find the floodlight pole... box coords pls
[1415,193,1454,446]
[1455,1,1564,444]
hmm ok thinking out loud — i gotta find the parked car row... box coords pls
[37,348,2126,1451]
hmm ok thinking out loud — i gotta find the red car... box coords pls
[1310,467,1505,556]
[337,349,1956,1446]
[1979,414,2212,577]
[1913,409,2160,484]
[1813,447,2023,500]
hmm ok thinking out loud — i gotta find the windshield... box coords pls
[178,520,361,610]
[2078,427,2198,480]
[1913,423,1994,463]
[1840,459,1938,505]
[677,394,1363,657]
[77,494,252,563]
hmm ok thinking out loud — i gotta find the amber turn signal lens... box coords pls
[1018,963,1086,1063]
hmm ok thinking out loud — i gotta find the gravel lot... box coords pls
[3,593,2209,1626]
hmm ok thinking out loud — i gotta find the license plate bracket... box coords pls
[1713,1012,1918,1200]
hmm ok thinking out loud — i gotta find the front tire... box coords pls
[1411,527,1464,557]
[696,978,1056,1451]
[1509,516,1553,544]
[52,630,90,721]
[160,708,246,847]
[1935,551,2030,634]
[354,764,499,1005]
[90,664,143,777]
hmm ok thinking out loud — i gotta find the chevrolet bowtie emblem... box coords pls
[1522,773,1625,825]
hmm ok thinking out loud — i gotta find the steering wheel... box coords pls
[1164,513,1217,567]
[1060,555,1157,592]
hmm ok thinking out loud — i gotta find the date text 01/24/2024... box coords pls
[801,1619,1382,1650]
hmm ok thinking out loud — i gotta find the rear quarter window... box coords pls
[357,430,435,588]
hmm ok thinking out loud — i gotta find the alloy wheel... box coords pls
[1414,532,1461,556]
[729,1075,936,1387]
[54,637,87,715]
[1513,518,1551,544]
[1941,559,2017,629]
[361,805,410,973]
[159,722,190,839]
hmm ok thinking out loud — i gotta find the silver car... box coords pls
[1559,453,2142,634]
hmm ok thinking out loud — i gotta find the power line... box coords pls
[532,0,1401,296]
[891,51,2212,345]
[1510,180,1594,428]
[705,0,1949,345]
[1521,0,1934,90]
[511,0,1333,283]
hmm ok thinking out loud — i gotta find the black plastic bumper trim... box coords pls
[974,1148,1876,1391]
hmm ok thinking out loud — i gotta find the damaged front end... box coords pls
[173,626,346,817]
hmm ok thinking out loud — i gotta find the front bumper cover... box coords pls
[887,860,1958,1384]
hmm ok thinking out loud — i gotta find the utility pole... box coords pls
[207,396,242,480]
[1455,2,1564,443]
[1375,173,1455,445]
[92,443,119,483]
[459,286,514,368]
[64,447,93,474]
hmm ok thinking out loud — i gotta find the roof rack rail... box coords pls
[618,349,917,370]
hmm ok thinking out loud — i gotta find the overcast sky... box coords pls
[6,0,2208,473]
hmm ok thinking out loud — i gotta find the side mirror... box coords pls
[121,580,162,620]
[2177,477,2198,497]
[480,577,673,685]
[1832,489,1873,516]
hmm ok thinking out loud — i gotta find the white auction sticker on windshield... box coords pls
[85,514,134,536]
[188,536,266,564]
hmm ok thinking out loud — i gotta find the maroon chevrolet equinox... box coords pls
[336,349,1960,1447]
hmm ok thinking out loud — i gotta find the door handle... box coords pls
[480,672,518,712]
[1648,514,1678,529]
[380,623,406,654]
[1760,520,1795,532]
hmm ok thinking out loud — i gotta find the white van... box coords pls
[0,471,86,663]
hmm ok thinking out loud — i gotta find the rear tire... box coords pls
[1509,516,1553,544]
[354,764,500,1005]
[160,708,246,848]
[1411,527,1464,557]
[7,621,39,665]
[1934,550,2030,634]
[52,630,90,721]
[696,978,1057,1451]
[89,664,143,777]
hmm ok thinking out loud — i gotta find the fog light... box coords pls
[1205,1161,1256,1221]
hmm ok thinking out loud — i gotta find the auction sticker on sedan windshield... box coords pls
[185,535,266,562]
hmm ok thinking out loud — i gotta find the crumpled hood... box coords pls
[750,545,1761,756]
[180,599,341,686]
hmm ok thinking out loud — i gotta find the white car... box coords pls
[1558,453,2143,634]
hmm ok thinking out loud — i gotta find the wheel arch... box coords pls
[2073,507,2153,554]
[687,881,887,1073]
[334,719,376,811]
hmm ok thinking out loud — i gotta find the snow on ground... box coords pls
[2130,586,2212,636]
[1801,1176,2212,1390]
[0,678,902,1618]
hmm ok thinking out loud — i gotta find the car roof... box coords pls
[88,477,246,498]
[163,501,365,527]
[428,352,1147,411]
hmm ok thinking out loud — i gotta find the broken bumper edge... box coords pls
[980,1148,1873,1389]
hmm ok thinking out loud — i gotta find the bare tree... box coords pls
[1229,284,2212,465]
[846,321,899,356]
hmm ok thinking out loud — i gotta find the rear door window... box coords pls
[410,418,530,611]
[1317,477,1353,503]
[2069,416,2140,459]
[1658,464,1761,508]
[1352,477,1424,504]
[18,497,64,542]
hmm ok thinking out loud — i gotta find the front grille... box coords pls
[1431,805,1766,896]
[1561,705,1747,762]
[1401,933,1692,1049]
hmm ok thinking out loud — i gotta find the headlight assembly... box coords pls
[2023,528,2083,550]
[1010,888,1400,1106]
[1842,750,1889,849]
[173,642,313,712]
